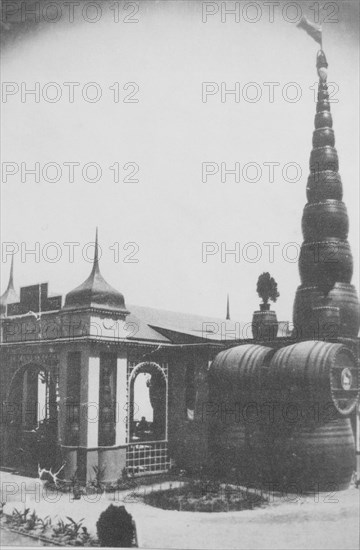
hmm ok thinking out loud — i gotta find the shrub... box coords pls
[96,505,135,547]
[256,272,280,305]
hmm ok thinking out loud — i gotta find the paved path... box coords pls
[0,472,359,549]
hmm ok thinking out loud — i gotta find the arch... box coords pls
[6,361,50,402]
[4,362,60,472]
[129,361,167,384]
[128,362,168,443]
[185,363,196,420]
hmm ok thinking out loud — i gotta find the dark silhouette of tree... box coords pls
[97,505,135,547]
[256,272,280,305]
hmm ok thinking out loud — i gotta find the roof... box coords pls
[63,229,128,314]
[126,304,292,343]
[0,256,19,316]
[127,304,248,342]
[125,310,171,343]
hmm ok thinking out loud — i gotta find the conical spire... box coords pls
[64,229,128,313]
[92,226,100,274]
[0,255,19,315]
[8,254,15,290]
[293,50,360,339]
[226,293,230,320]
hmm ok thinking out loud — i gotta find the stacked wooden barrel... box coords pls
[266,341,358,490]
[252,304,279,341]
[294,50,360,340]
[208,344,274,482]
[209,340,359,490]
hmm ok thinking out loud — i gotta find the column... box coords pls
[86,355,100,447]
[116,355,127,445]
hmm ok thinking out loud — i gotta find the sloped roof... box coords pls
[126,304,291,343]
[125,310,171,342]
[127,304,249,342]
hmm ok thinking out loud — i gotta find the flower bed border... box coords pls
[1,521,64,547]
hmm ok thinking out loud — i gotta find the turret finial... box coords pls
[92,227,100,273]
[226,293,230,321]
[0,254,19,315]
[8,253,15,291]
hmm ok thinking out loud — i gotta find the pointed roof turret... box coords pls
[226,293,230,320]
[0,255,19,315]
[64,229,128,313]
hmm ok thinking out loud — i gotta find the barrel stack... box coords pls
[266,50,360,491]
[209,49,359,493]
[293,50,360,340]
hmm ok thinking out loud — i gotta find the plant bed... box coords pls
[1,523,61,547]
[0,507,99,547]
[60,469,192,496]
[142,481,268,512]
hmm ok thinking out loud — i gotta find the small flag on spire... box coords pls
[297,16,322,46]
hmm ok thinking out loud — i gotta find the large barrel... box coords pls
[268,418,355,492]
[312,305,341,340]
[209,344,274,481]
[299,239,353,285]
[314,110,332,129]
[312,128,335,148]
[317,84,329,102]
[210,344,274,398]
[293,283,360,339]
[301,200,348,241]
[316,100,331,113]
[267,342,358,491]
[269,341,360,416]
[310,146,339,173]
[306,171,342,202]
[251,309,278,341]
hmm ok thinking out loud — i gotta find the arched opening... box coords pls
[185,364,196,420]
[5,363,60,473]
[129,363,167,442]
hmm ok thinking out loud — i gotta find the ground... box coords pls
[0,471,359,549]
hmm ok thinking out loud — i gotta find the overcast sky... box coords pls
[1,0,359,324]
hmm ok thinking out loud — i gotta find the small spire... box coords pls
[7,254,15,292]
[92,227,100,274]
[226,293,230,320]
[0,254,19,315]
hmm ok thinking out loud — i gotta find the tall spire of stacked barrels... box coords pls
[293,50,360,340]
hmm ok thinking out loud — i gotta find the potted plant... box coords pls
[256,272,279,311]
[252,273,280,340]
